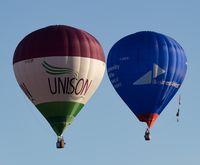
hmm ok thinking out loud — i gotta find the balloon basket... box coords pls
[144,128,151,141]
[56,136,65,149]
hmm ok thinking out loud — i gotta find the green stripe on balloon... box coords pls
[42,61,79,77]
[36,101,84,136]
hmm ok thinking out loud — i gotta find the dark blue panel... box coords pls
[107,31,187,119]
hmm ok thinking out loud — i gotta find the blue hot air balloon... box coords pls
[107,31,187,140]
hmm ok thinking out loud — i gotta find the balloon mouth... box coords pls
[137,113,159,128]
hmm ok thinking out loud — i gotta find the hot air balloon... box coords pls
[107,31,187,140]
[13,25,105,148]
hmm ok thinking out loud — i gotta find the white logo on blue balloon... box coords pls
[133,64,180,88]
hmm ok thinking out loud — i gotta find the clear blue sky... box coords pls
[0,0,199,164]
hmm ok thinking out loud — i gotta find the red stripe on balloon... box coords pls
[13,25,105,64]
[137,113,159,128]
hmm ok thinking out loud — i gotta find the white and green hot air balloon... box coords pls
[13,25,105,148]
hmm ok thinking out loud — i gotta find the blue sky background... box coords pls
[0,0,199,164]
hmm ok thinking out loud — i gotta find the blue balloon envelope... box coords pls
[107,31,187,128]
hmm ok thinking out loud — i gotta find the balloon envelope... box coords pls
[13,25,105,136]
[107,31,187,128]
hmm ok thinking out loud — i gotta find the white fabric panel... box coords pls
[13,56,105,105]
